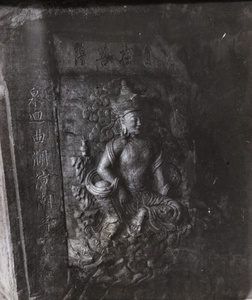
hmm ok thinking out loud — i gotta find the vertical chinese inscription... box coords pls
[27,87,54,232]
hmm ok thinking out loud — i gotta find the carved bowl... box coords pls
[85,169,118,198]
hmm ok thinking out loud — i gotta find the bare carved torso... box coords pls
[118,137,153,190]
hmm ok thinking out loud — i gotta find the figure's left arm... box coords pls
[152,151,170,196]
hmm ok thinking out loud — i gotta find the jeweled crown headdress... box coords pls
[111,80,143,117]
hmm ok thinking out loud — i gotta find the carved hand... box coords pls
[159,183,170,196]
[118,186,130,204]
[117,185,132,215]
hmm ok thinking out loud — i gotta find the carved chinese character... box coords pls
[74,42,86,66]
[39,215,50,232]
[33,150,48,167]
[33,128,45,144]
[96,44,113,66]
[28,88,44,108]
[36,171,49,190]
[29,111,44,123]
[119,43,133,65]
[38,195,47,205]
[38,194,53,209]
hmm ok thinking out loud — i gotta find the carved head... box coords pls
[112,80,144,136]
[120,110,142,136]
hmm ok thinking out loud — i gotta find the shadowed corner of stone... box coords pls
[0,7,45,28]
[246,289,252,300]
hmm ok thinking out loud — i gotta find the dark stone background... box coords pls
[1,2,252,299]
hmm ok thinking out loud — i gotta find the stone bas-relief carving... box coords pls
[1,2,251,299]
[69,79,192,294]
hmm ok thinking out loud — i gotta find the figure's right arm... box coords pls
[97,138,124,184]
[97,152,115,183]
[97,138,131,218]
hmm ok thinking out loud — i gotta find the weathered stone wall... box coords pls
[1,2,252,300]
[1,15,69,300]
[0,136,18,300]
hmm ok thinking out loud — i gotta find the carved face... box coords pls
[121,111,142,136]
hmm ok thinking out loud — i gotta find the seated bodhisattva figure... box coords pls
[87,81,182,244]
